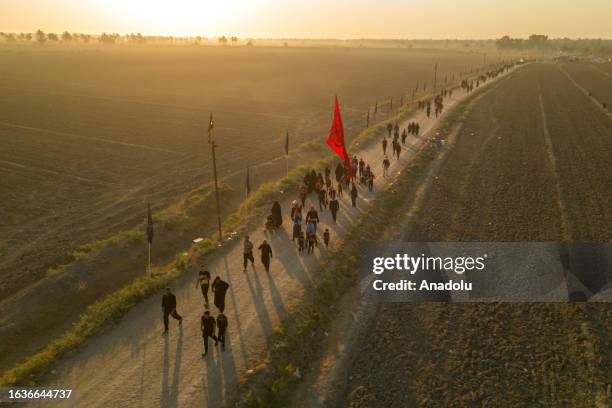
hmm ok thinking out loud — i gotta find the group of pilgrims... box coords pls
[267,156,377,254]
[461,64,513,95]
[164,61,522,361]
[417,87,452,118]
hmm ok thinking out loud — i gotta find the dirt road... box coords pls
[29,68,513,408]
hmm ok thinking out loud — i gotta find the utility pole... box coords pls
[207,114,223,243]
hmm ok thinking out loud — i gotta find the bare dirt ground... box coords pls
[344,63,612,407]
[0,45,490,300]
[19,60,484,408]
[559,62,612,113]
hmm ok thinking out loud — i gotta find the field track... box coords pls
[346,62,612,407]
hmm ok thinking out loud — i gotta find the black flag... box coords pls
[246,167,251,197]
[146,203,154,244]
[284,131,289,156]
[207,114,214,142]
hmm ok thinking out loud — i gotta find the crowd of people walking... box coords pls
[159,62,519,361]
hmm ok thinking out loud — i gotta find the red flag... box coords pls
[326,96,352,179]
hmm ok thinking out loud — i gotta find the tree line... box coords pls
[0,31,256,46]
[496,34,612,55]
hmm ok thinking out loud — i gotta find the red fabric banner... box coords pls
[326,96,352,179]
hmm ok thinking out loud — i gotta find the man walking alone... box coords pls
[161,287,182,335]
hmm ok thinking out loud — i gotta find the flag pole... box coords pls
[146,202,154,276]
[284,130,289,177]
[245,166,250,221]
[211,140,222,243]
[208,114,223,243]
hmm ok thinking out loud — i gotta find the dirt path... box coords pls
[29,72,507,408]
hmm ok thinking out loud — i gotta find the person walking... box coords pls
[292,216,302,242]
[368,171,375,192]
[271,201,282,228]
[201,310,218,357]
[298,184,307,208]
[243,235,255,272]
[323,228,330,248]
[216,313,228,351]
[382,138,388,155]
[306,223,317,254]
[212,276,229,313]
[350,183,358,207]
[290,200,302,222]
[161,287,182,335]
[195,269,211,307]
[317,188,327,211]
[329,195,339,223]
[382,156,391,178]
[306,205,320,233]
[297,231,305,254]
[258,239,273,272]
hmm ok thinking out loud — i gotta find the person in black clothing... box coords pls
[382,138,388,155]
[292,218,302,242]
[216,313,228,351]
[271,201,282,228]
[329,196,339,223]
[161,287,182,335]
[317,188,327,211]
[306,205,320,232]
[367,171,375,192]
[201,310,218,357]
[382,156,391,178]
[323,228,330,248]
[297,231,305,253]
[334,162,344,183]
[212,277,229,313]
[258,239,273,272]
[195,269,211,307]
[350,183,358,207]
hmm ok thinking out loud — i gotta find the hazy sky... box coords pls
[1,0,610,39]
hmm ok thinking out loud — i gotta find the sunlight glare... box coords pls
[105,0,252,36]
